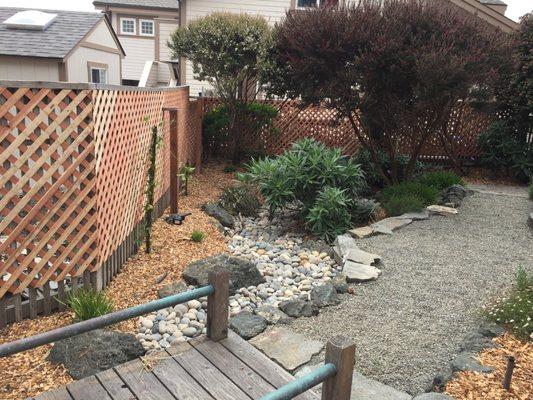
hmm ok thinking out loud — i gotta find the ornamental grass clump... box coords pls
[219,183,261,217]
[417,171,464,191]
[239,138,368,240]
[483,267,533,340]
[66,289,114,321]
[380,182,438,216]
[191,231,206,242]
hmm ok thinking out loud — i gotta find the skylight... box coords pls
[3,10,58,31]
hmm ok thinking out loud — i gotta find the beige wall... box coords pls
[66,46,122,85]
[120,36,156,80]
[0,56,60,81]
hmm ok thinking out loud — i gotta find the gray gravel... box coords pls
[290,190,533,395]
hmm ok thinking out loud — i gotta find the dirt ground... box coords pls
[0,163,235,400]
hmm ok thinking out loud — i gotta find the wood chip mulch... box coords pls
[0,163,235,400]
[445,334,533,400]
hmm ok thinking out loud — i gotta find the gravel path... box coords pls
[290,190,533,395]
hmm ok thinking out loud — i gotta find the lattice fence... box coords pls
[202,98,494,161]
[0,84,201,326]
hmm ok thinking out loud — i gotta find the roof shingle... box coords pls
[0,7,104,59]
[93,0,179,11]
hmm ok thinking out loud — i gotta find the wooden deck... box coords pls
[33,331,319,400]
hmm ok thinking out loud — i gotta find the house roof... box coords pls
[93,0,179,11]
[0,7,107,59]
[479,0,507,5]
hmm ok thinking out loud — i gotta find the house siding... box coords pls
[66,46,122,84]
[184,0,292,96]
[157,19,179,84]
[0,56,60,81]
[120,36,156,81]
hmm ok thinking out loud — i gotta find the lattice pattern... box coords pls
[0,87,97,296]
[202,98,494,160]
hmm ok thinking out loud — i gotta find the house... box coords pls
[178,0,518,96]
[0,8,125,84]
[93,0,180,86]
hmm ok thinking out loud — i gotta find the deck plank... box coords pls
[34,387,73,400]
[114,359,175,400]
[67,375,112,400]
[189,336,276,400]
[220,331,320,400]
[96,368,137,400]
[166,342,252,400]
[151,353,214,400]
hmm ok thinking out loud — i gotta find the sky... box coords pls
[0,0,531,21]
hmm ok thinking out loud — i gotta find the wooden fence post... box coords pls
[321,336,356,400]
[207,269,229,342]
[164,106,179,214]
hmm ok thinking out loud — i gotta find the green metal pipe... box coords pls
[259,363,337,400]
[0,285,214,358]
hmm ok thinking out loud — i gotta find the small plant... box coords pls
[223,165,237,173]
[179,165,195,196]
[483,266,532,340]
[219,183,261,217]
[66,289,114,321]
[417,171,464,191]
[190,231,206,242]
[380,182,438,216]
[144,123,162,254]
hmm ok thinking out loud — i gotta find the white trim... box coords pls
[139,19,155,37]
[120,17,136,35]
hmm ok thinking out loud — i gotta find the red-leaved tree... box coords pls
[266,0,511,184]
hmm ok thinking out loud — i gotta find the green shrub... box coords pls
[478,121,533,183]
[66,289,114,321]
[191,231,206,242]
[219,183,261,217]
[483,267,532,340]
[350,198,378,223]
[223,165,237,173]
[417,171,464,191]
[380,182,438,216]
[240,138,367,240]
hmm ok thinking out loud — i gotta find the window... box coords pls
[120,17,135,35]
[140,19,154,36]
[297,0,319,8]
[91,68,107,84]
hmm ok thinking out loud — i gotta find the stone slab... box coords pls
[351,372,412,400]
[349,226,375,239]
[334,234,359,256]
[427,205,458,216]
[343,261,381,282]
[413,394,452,400]
[371,218,412,235]
[397,211,429,221]
[249,327,323,372]
[345,248,381,266]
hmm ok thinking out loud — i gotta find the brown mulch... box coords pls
[462,168,528,187]
[445,334,533,400]
[0,163,235,400]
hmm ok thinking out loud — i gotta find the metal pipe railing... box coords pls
[0,284,214,358]
[259,363,337,400]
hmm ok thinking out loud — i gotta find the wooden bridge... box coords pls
[1,271,355,400]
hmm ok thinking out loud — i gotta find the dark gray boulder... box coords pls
[451,352,494,374]
[440,185,470,208]
[182,254,265,295]
[478,322,505,338]
[202,203,234,228]
[48,330,145,379]
[157,280,188,299]
[229,311,267,340]
[430,368,453,391]
[279,300,319,318]
[332,273,348,294]
[310,283,340,307]
[254,305,291,325]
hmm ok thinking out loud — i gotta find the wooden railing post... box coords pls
[321,336,356,400]
[164,106,179,214]
[207,269,229,341]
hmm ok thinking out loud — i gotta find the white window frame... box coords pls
[297,0,320,9]
[120,17,136,35]
[90,67,108,84]
[139,19,155,37]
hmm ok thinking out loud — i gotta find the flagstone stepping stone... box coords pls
[397,210,430,221]
[345,248,381,266]
[333,234,360,264]
[343,261,381,283]
[413,393,453,400]
[351,372,412,400]
[427,205,458,216]
[254,305,291,325]
[349,226,375,239]
[371,217,412,235]
[249,327,323,371]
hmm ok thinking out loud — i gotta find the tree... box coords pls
[267,0,511,184]
[169,13,273,162]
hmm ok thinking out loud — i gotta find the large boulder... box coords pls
[310,283,340,307]
[451,352,494,374]
[201,203,234,228]
[254,305,291,325]
[182,254,265,295]
[157,280,188,299]
[229,311,267,340]
[279,299,319,318]
[48,330,145,379]
[440,184,470,208]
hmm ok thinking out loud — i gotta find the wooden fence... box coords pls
[0,82,202,327]
[202,98,495,162]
